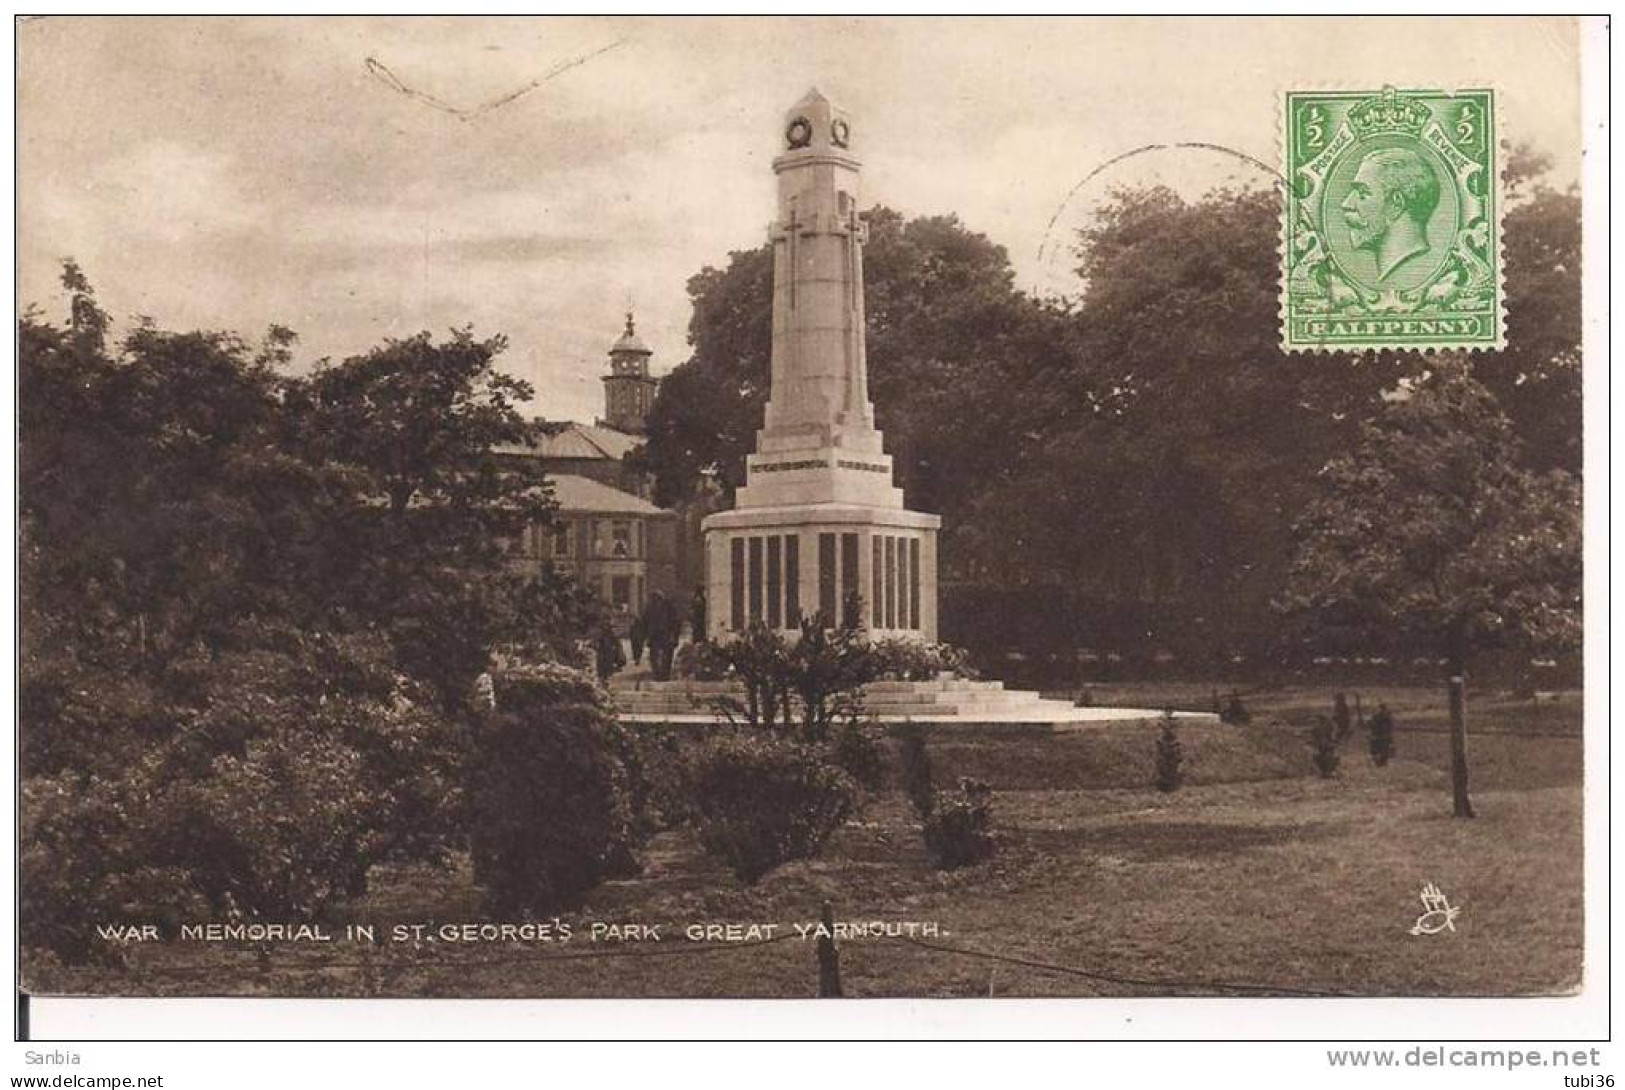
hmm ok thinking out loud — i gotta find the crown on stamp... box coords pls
[1347,86,1432,139]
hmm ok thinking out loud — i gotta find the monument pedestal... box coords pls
[704,501,939,642]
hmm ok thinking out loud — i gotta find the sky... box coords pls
[18,16,1582,424]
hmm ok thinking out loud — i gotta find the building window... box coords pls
[611,521,632,558]
[552,523,571,558]
[611,576,632,610]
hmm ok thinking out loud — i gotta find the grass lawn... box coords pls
[34,684,1583,999]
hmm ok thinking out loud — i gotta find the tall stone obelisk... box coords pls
[703,89,940,640]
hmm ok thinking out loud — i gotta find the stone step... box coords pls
[606,675,1093,724]
[609,678,1006,696]
[865,679,1005,694]
[609,680,736,695]
[614,699,1071,719]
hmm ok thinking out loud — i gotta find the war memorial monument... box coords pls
[616,90,1170,726]
[701,88,941,642]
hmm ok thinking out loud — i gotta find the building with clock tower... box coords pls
[601,313,659,435]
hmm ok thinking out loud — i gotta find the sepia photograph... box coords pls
[9,14,1603,1044]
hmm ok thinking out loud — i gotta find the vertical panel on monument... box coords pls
[702,88,940,641]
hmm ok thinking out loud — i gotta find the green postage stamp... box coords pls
[1282,86,1502,352]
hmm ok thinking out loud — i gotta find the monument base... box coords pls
[703,502,941,641]
[608,675,1218,727]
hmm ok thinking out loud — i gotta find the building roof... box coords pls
[550,473,669,516]
[610,312,652,356]
[493,421,644,462]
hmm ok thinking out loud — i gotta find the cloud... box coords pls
[17,16,1582,426]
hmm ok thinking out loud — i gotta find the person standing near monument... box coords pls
[645,590,680,680]
[594,615,626,681]
[630,609,648,666]
[689,586,707,645]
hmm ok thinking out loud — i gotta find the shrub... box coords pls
[714,617,879,740]
[829,719,888,790]
[1368,704,1396,767]
[1332,692,1353,743]
[870,638,979,681]
[489,659,614,715]
[897,724,936,817]
[712,624,796,729]
[923,778,995,869]
[786,619,881,741]
[468,668,640,913]
[1220,690,1251,725]
[172,726,383,912]
[689,733,856,883]
[1154,711,1184,792]
[20,629,467,967]
[676,638,732,681]
[20,765,208,967]
[1310,715,1342,778]
[621,727,699,829]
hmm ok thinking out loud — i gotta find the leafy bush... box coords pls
[489,659,614,715]
[676,638,732,681]
[1368,704,1396,767]
[923,777,995,869]
[829,720,888,790]
[870,638,979,681]
[176,630,466,872]
[712,623,795,728]
[1154,711,1184,792]
[897,724,936,817]
[20,765,207,966]
[714,618,879,740]
[172,726,383,912]
[468,666,641,913]
[1332,692,1353,743]
[20,628,466,967]
[621,727,700,829]
[1310,715,1342,778]
[784,620,880,741]
[689,733,856,882]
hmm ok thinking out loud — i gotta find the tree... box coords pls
[296,329,564,702]
[636,247,774,506]
[1282,361,1581,817]
[19,272,597,964]
[1477,146,1582,475]
[962,164,1579,659]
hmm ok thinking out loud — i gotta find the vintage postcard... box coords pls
[12,15,1596,1037]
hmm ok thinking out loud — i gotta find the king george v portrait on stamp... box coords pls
[1341,146,1441,283]
[1282,87,1503,352]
